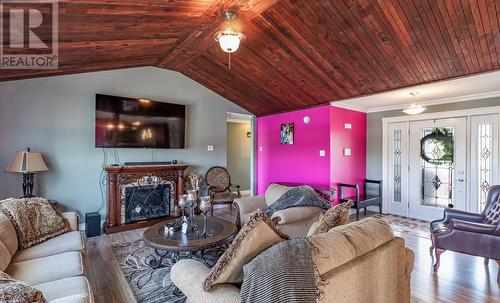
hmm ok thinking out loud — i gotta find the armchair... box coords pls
[233,183,323,238]
[205,166,241,216]
[430,185,500,272]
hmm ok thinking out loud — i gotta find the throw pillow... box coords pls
[0,197,69,249]
[0,272,46,303]
[307,200,354,237]
[203,209,289,290]
[0,242,11,272]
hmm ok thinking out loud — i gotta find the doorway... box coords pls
[385,112,499,221]
[227,113,253,195]
[408,118,466,221]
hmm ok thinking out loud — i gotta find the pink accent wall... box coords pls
[256,105,366,202]
[256,105,331,195]
[330,107,367,203]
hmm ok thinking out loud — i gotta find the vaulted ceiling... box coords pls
[2,0,500,116]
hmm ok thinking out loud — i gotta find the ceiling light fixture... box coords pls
[214,11,246,69]
[403,92,426,115]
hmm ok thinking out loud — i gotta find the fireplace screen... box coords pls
[123,182,171,224]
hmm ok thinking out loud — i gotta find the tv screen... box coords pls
[95,94,185,148]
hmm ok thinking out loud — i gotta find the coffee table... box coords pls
[142,216,237,269]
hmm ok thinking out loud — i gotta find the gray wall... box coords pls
[367,97,500,179]
[227,122,251,190]
[0,67,248,217]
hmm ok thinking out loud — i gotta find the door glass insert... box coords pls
[420,127,454,208]
[477,124,493,212]
[393,129,402,202]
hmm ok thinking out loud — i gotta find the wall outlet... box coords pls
[344,148,351,156]
[319,150,326,157]
[207,145,215,151]
[344,123,352,129]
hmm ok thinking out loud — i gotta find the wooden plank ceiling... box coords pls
[2,0,500,116]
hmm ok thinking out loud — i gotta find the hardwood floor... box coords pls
[86,207,500,303]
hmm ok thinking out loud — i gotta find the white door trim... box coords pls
[382,105,500,216]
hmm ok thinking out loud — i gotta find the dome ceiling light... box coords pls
[403,91,426,115]
[214,11,246,69]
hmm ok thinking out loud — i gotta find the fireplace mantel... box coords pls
[105,164,188,234]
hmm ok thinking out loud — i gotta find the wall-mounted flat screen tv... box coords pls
[95,94,186,148]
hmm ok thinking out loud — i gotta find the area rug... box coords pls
[112,240,220,303]
[112,214,431,303]
[376,214,431,239]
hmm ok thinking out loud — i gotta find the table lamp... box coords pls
[5,148,49,198]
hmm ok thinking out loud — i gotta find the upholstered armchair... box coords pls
[233,183,324,238]
[205,166,241,216]
[430,185,500,271]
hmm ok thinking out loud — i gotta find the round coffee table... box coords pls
[142,216,237,268]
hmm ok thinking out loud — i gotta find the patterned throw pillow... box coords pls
[484,196,500,225]
[0,272,46,303]
[0,197,69,249]
[203,209,289,290]
[307,200,354,236]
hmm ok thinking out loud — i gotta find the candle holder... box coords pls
[197,196,214,238]
[177,194,190,233]
[184,189,198,233]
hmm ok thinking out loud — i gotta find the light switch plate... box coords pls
[344,123,352,129]
[319,150,326,157]
[344,148,351,156]
[259,146,263,152]
[207,145,215,151]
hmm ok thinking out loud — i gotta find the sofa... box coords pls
[171,217,415,303]
[0,211,92,303]
[233,183,324,238]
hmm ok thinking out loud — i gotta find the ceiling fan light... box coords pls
[402,104,426,115]
[215,30,244,53]
[219,33,240,53]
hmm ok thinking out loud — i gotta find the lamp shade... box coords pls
[5,150,48,173]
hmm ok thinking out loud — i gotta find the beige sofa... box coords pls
[0,211,92,303]
[233,183,324,238]
[171,217,415,303]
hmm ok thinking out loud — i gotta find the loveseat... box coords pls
[233,183,324,238]
[0,211,92,303]
[171,218,415,303]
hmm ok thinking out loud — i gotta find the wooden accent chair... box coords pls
[338,179,382,221]
[430,185,500,273]
[205,166,241,216]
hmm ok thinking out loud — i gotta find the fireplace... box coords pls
[105,164,187,233]
[123,181,172,224]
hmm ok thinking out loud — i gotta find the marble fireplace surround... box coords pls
[105,164,187,234]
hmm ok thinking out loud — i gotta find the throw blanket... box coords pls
[0,197,69,249]
[265,185,331,217]
[240,238,319,303]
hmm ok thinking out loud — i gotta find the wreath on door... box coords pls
[420,128,454,165]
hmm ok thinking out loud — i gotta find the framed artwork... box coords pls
[280,122,294,144]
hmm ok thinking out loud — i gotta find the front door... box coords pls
[408,118,467,221]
